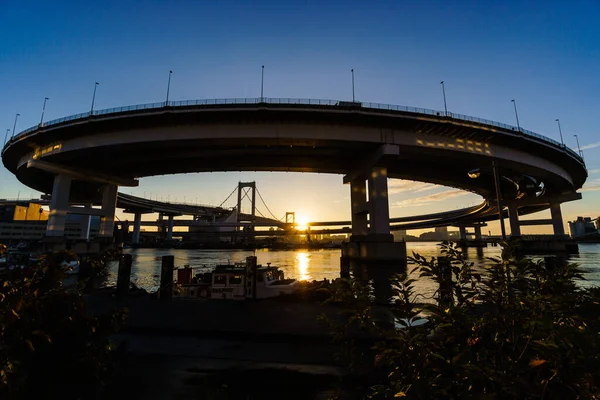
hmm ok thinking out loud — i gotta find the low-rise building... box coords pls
[0,201,100,242]
[568,216,598,238]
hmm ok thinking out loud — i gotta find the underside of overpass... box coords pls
[2,99,587,258]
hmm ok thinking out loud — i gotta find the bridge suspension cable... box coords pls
[218,185,239,208]
[256,187,282,221]
[238,188,252,213]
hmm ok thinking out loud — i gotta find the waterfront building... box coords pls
[0,201,101,242]
[568,217,599,238]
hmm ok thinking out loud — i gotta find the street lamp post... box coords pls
[574,134,583,158]
[40,97,49,126]
[351,69,355,102]
[10,113,20,140]
[3,128,10,147]
[511,99,521,132]
[440,81,448,115]
[469,163,507,240]
[492,160,507,240]
[90,82,99,114]
[166,70,172,105]
[555,119,564,146]
[260,65,265,102]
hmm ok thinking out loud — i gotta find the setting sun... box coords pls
[295,215,310,231]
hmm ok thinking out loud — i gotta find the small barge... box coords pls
[174,257,299,300]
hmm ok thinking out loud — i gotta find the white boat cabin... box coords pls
[176,258,299,300]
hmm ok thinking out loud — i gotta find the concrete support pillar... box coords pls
[508,204,521,237]
[550,203,565,236]
[367,166,390,236]
[157,213,164,233]
[350,178,368,237]
[474,225,482,240]
[167,215,174,240]
[98,184,118,237]
[80,203,92,240]
[46,174,72,237]
[459,226,467,240]
[132,212,142,244]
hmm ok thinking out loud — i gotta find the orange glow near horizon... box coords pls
[295,215,310,231]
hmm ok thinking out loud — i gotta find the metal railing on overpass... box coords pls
[7,97,584,163]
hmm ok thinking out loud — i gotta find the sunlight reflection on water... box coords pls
[102,243,600,296]
[296,252,311,281]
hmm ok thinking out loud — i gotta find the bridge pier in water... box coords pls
[505,198,578,253]
[132,212,142,245]
[342,161,407,267]
[166,215,175,240]
[456,223,486,248]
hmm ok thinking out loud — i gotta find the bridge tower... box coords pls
[236,182,256,241]
[285,212,295,224]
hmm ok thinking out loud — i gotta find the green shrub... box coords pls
[324,242,600,399]
[0,251,126,399]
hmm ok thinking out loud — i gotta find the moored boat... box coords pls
[175,257,299,300]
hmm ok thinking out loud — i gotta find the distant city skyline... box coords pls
[1,0,598,234]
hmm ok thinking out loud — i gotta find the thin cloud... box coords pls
[388,179,437,195]
[580,181,600,192]
[588,169,600,175]
[391,189,471,208]
[581,179,600,192]
[581,142,600,151]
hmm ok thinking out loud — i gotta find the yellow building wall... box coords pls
[12,203,49,221]
[13,206,28,221]
[25,203,48,221]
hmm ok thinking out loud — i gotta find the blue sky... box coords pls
[1,0,599,233]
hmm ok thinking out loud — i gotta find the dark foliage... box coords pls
[323,242,600,399]
[1,250,126,399]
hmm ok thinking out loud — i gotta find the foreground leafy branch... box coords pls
[324,242,600,399]
[1,251,126,399]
